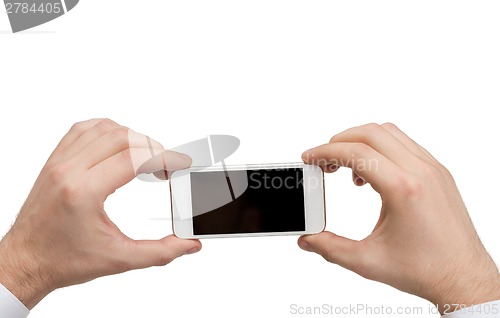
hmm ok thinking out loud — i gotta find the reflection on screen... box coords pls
[191,168,305,235]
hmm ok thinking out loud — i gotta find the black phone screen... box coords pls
[190,168,306,235]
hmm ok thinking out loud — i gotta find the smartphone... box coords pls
[169,163,325,238]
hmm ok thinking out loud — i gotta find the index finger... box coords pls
[48,119,113,160]
[329,123,423,172]
[302,142,406,195]
[89,149,192,198]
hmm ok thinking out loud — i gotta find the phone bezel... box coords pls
[169,163,326,239]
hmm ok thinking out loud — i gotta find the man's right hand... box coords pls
[299,123,500,314]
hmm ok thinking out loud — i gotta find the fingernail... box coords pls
[354,176,366,186]
[298,239,312,252]
[186,246,201,255]
[327,164,339,172]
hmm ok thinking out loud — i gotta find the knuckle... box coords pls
[358,123,385,144]
[437,163,454,180]
[381,122,398,131]
[48,163,70,185]
[390,175,424,198]
[42,160,57,174]
[322,253,335,264]
[59,182,82,207]
[319,243,337,264]
[47,164,83,207]
[109,127,130,147]
[330,123,381,143]
[406,180,425,198]
[120,149,132,162]
[363,122,382,133]
[157,254,173,266]
[420,162,440,178]
[70,121,87,133]
[349,142,372,159]
[421,162,454,187]
[418,159,448,179]
[99,118,116,125]
[116,149,132,169]
[95,118,117,131]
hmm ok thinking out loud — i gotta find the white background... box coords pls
[1,1,499,317]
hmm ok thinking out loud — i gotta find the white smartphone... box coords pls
[169,163,325,239]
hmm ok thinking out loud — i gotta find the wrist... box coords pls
[0,234,52,309]
[431,267,500,315]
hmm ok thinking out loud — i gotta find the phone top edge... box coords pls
[179,162,314,172]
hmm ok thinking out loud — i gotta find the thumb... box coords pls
[298,231,366,274]
[125,235,202,269]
